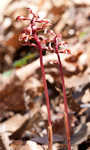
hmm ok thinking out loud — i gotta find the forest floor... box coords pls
[0,0,90,150]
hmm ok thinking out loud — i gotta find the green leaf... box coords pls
[2,70,13,77]
[79,31,87,39]
[13,53,37,67]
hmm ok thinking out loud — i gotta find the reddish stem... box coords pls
[56,52,71,150]
[55,36,71,150]
[34,34,52,150]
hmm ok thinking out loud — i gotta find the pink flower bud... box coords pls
[16,16,25,21]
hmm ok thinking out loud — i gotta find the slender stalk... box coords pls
[34,34,53,150]
[55,36,71,150]
[56,52,71,150]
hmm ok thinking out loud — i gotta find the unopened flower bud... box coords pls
[16,16,25,21]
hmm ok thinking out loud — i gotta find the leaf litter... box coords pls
[0,0,90,150]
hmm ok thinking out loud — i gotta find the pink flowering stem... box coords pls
[34,34,53,150]
[55,37,71,150]
[57,53,71,150]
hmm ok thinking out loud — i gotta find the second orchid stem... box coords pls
[56,52,71,150]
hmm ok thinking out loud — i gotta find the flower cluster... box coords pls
[16,8,71,150]
[16,8,71,54]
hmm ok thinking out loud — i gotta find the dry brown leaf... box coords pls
[27,141,43,150]
[0,114,29,134]
[11,140,33,150]
[0,73,26,118]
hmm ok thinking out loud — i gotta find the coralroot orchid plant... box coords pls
[16,8,71,150]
